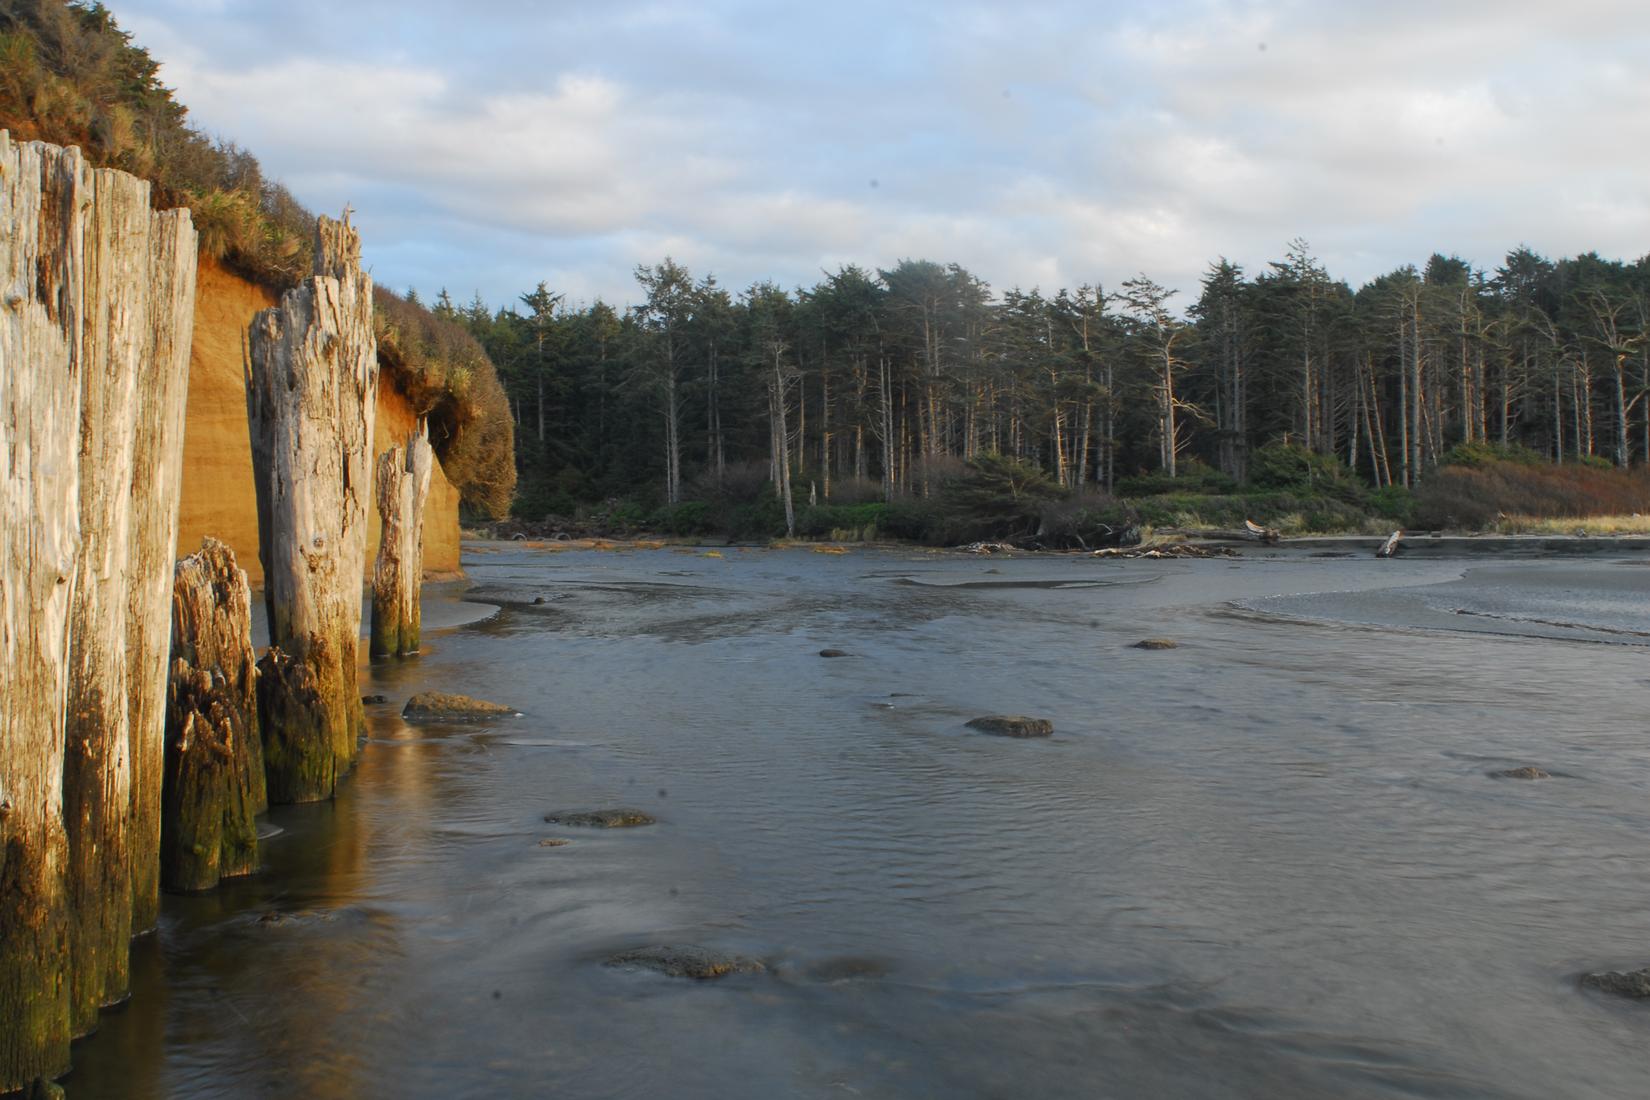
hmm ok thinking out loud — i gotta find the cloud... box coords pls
[111,0,1650,309]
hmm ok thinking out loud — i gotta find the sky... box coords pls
[112,0,1650,313]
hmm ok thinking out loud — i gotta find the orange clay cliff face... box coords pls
[176,256,463,586]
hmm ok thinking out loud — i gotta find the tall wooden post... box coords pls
[56,160,197,1036]
[126,190,198,933]
[162,540,264,892]
[0,131,83,1093]
[246,214,378,802]
[371,422,434,658]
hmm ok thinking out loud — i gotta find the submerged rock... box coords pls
[401,691,516,721]
[256,908,341,927]
[819,649,851,658]
[361,694,388,704]
[805,955,893,983]
[1582,968,1650,998]
[966,715,1053,738]
[1490,766,1550,780]
[606,945,765,979]
[1132,638,1179,650]
[537,837,572,848]
[543,808,656,828]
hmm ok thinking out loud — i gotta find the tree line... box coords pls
[430,240,1650,521]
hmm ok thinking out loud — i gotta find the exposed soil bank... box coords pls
[176,257,461,585]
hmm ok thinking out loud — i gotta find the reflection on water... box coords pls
[68,548,1650,1098]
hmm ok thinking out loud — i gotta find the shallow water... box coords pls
[68,546,1650,1098]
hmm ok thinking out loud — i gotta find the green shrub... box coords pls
[879,499,943,543]
[1438,441,1544,468]
[649,500,716,536]
[1115,460,1237,497]
[1247,443,1365,504]
[795,502,887,538]
[1036,494,1139,548]
[726,496,788,540]
[1368,485,1415,524]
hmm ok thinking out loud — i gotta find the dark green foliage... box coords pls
[1438,442,1545,468]
[1247,444,1362,499]
[1116,460,1237,497]
[794,502,887,539]
[649,501,716,536]
[1036,494,1140,548]
[1368,485,1416,524]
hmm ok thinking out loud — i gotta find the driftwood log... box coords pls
[162,540,263,892]
[0,132,83,1091]
[371,422,434,658]
[247,213,378,802]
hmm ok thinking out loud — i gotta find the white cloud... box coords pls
[110,0,1650,308]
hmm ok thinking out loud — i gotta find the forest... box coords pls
[447,241,1650,540]
[5,0,1648,543]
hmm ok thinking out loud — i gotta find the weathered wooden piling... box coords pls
[371,422,435,658]
[1,132,197,1080]
[161,540,263,892]
[126,185,200,932]
[59,154,199,1035]
[246,214,379,801]
[0,131,83,1092]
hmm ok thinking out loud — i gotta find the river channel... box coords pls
[67,544,1650,1098]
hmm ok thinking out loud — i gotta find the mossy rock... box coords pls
[1490,766,1549,780]
[966,715,1053,738]
[605,945,765,979]
[401,691,516,721]
[542,808,656,828]
[1133,638,1179,650]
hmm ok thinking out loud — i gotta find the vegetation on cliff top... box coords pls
[0,0,515,516]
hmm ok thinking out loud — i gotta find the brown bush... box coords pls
[375,287,515,519]
[1415,461,1650,529]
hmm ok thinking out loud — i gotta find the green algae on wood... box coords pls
[246,213,378,798]
[371,423,434,658]
[256,644,339,805]
[161,540,263,891]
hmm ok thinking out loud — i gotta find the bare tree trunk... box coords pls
[770,353,796,537]
[820,367,832,501]
[247,214,378,803]
[0,132,84,1092]
[371,424,435,658]
[879,355,894,501]
[162,540,263,892]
